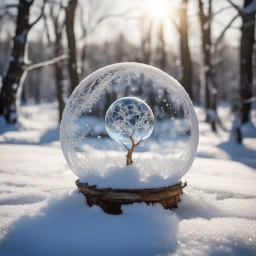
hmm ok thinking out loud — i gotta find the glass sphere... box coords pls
[60,62,199,188]
[105,97,154,148]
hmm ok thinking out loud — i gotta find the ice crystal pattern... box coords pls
[105,97,154,148]
[60,62,199,186]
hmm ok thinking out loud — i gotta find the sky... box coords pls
[77,0,243,48]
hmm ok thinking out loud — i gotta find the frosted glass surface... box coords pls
[60,63,199,188]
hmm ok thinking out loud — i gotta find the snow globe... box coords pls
[60,62,199,214]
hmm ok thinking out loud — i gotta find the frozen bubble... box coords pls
[105,97,154,148]
[60,62,199,185]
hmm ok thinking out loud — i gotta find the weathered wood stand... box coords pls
[76,179,187,215]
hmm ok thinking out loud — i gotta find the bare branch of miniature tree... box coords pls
[118,139,129,151]
[119,130,140,166]
[107,101,152,165]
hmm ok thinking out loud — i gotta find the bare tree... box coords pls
[140,17,153,65]
[168,0,193,101]
[78,0,136,76]
[106,100,153,165]
[0,0,45,123]
[232,0,255,143]
[65,0,79,93]
[0,0,68,124]
[239,0,255,124]
[179,0,193,101]
[214,0,256,142]
[155,19,166,70]
[44,2,67,123]
[198,0,218,131]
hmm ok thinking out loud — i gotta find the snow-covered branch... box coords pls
[26,54,68,71]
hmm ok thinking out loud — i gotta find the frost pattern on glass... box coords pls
[60,62,199,188]
[105,97,154,148]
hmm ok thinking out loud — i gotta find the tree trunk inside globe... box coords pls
[126,148,134,165]
[76,179,187,215]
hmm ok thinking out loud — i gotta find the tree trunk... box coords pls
[126,146,135,165]
[240,0,255,124]
[65,0,79,94]
[54,38,65,124]
[0,0,33,123]
[179,0,193,101]
[157,19,166,71]
[55,63,65,124]
[198,0,211,109]
[231,99,243,144]
[198,0,217,131]
[141,19,152,64]
[81,44,87,76]
[34,73,41,104]
[21,85,27,104]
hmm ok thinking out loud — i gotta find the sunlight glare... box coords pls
[147,0,170,19]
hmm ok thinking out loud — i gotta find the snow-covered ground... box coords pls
[0,103,256,256]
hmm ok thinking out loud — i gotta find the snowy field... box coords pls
[0,103,256,255]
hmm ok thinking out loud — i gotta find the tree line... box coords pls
[0,0,255,144]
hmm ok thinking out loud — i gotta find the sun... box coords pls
[147,0,170,19]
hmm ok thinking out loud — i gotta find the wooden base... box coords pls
[76,179,187,215]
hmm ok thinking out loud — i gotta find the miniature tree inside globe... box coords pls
[105,97,154,165]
